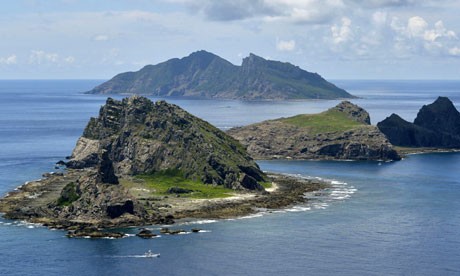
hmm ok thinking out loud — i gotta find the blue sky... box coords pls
[1,0,460,79]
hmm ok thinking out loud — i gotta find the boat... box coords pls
[144,250,160,258]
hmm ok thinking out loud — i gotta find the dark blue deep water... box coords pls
[0,80,459,275]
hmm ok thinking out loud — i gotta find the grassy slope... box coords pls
[279,110,363,134]
[121,169,272,200]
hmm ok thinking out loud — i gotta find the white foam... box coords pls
[238,213,264,220]
[198,230,211,233]
[285,206,311,212]
[179,219,217,226]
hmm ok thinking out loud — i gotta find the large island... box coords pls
[86,50,354,100]
[0,96,328,237]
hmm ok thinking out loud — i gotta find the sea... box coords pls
[0,80,460,276]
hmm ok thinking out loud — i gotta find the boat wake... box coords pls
[112,250,160,258]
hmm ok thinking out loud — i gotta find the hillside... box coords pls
[228,101,400,161]
[86,50,354,100]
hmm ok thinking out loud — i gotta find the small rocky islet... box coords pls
[228,101,401,161]
[1,95,460,239]
[377,96,460,149]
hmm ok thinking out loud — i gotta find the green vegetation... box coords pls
[87,50,353,100]
[135,169,235,199]
[260,181,272,189]
[56,182,79,206]
[280,110,363,134]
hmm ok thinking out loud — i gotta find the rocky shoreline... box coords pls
[0,171,329,238]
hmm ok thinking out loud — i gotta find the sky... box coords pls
[1,0,460,80]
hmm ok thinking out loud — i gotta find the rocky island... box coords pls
[377,97,460,150]
[228,101,401,161]
[0,96,328,237]
[86,50,354,100]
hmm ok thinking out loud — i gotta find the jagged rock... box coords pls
[97,150,119,185]
[67,228,125,239]
[228,101,400,161]
[414,96,460,134]
[86,50,354,100]
[136,229,157,238]
[330,101,371,125]
[378,97,460,148]
[68,96,267,190]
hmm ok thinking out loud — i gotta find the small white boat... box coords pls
[144,250,160,258]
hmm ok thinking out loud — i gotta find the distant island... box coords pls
[86,50,354,100]
[228,101,401,161]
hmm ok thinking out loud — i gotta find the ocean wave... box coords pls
[237,213,264,220]
[178,219,217,226]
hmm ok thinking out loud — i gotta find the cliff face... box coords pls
[68,96,267,191]
[228,101,400,161]
[86,50,354,100]
[377,97,460,148]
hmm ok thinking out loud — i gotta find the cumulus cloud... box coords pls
[0,54,17,65]
[390,15,460,56]
[29,50,58,64]
[407,16,428,37]
[276,39,296,51]
[331,17,353,44]
[29,50,76,65]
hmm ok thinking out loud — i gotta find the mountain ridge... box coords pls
[86,50,354,100]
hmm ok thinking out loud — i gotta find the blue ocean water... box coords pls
[0,80,459,275]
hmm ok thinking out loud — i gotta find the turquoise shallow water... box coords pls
[0,80,459,275]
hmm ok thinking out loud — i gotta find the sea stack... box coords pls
[377,97,460,148]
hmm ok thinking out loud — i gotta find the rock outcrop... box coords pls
[228,101,400,161]
[86,50,354,100]
[67,96,267,190]
[377,97,460,148]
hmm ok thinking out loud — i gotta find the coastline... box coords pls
[395,146,460,156]
[0,172,329,237]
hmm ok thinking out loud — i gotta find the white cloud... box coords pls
[29,50,76,65]
[0,54,17,65]
[372,11,387,26]
[276,39,296,51]
[179,0,346,24]
[423,21,457,42]
[331,17,353,44]
[448,47,460,56]
[29,50,58,64]
[407,16,428,37]
[93,34,110,41]
[64,56,75,63]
